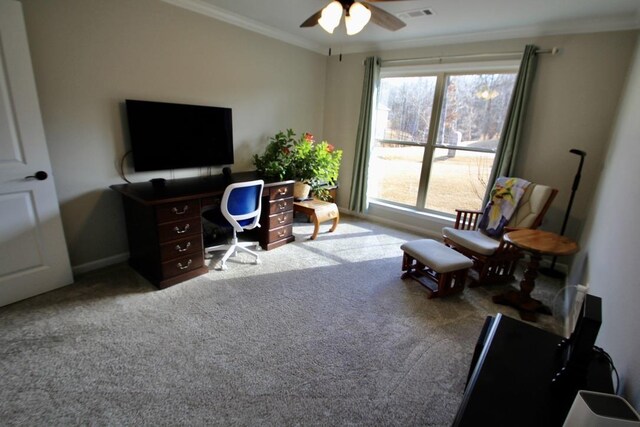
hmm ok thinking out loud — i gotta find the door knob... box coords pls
[25,171,48,181]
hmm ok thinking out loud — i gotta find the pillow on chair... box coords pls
[478,177,530,237]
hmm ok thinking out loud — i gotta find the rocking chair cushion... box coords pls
[442,227,500,256]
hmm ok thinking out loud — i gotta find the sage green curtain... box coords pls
[484,45,539,206]
[349,56,380,213]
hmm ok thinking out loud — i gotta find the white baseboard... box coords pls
[72,252,129,276]
[337,207,442,240]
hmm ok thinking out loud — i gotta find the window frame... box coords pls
[370,59,520,216]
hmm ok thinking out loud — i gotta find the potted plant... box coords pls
[253,129,342,200]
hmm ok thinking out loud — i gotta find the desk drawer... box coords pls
[267,224,293,242]
[157,217,201,243]
[267,211,293,229]
[268,197,293,215]
[161,254,204,279]
[160,236,203,261]
[268,184,293,200]
[156,200,200,223]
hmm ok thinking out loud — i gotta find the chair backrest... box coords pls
[221,180,264,232]
[506,182,557,229]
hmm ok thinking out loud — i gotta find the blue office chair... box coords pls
[204,179,264,270]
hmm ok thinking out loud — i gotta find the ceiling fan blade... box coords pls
[300,9,323,28]
[365,2,406,31]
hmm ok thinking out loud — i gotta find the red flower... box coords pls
[326,144,335,153]
[282,147,290,154]
[303,133,314,143]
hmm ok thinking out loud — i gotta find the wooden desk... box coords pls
[111,172,294,288]
[453,314,613,426]
[493,229,578,321]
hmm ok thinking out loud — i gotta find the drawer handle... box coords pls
[175,242,191,253]
[277,215,287,224]
[174,224,190,234]
[172,205,189,215]
[278,203,286,210]
[277,230,286,238]
[277,187,288,196]
[177,259,192,270]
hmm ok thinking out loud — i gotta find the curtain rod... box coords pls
[380,47,559,66]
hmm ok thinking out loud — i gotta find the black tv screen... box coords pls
[125,99,234,172]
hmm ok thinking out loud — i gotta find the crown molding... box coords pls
[160,0,327,54]
[340,15,640,54]
[161,0,639,57]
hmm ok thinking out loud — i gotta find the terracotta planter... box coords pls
[293,181,311,200]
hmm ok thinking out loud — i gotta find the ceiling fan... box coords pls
[300,0,407,36]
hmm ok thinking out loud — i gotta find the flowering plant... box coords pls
[253,129,342,200]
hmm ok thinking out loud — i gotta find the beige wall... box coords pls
[324,32,638,244]
[21,0,327,269]
[575,34,640,408]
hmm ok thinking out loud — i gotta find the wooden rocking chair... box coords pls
[442,181,557,286]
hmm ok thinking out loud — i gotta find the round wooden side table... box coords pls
[492,229,578,321]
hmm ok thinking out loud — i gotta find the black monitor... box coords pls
[125,99,234,172]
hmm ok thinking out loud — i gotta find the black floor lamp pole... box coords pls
[540,149,586,278]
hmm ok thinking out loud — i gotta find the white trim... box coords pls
[72,252,129,275]
[380,59,520,76]
[159,0,327,54]
[160,0,639,56]
[339,204,447,240]
[339,16,640,54]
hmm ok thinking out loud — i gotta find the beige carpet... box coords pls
[0,216,564,425]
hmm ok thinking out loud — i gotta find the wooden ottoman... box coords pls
[293,199,339,240]
[401,239,474,298]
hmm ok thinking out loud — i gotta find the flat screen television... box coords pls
[125,99,234,172]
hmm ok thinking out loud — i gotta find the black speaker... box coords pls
[222,166,232,179]
[553,294,602,387]
[149,178,166,188]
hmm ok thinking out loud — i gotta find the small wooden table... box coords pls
[493,229,578,321]
[293,199,339,240]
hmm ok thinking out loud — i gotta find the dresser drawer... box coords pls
[267,211,293,229]
[159,236,203,261]
[156,200,200,223]
[268,197,293,215]
[268,184,293,201]
[161,254,205,279]
[157,217,201,243]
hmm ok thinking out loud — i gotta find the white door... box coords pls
[0,0,73,306]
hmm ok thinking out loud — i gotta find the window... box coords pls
[368,62,518,216]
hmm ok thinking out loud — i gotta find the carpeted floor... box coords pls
[0,216,564,425]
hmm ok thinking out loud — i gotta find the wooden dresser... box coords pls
[111,172,294,288]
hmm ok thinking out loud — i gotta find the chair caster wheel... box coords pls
[217,263,228,271]
[254,258,262,265]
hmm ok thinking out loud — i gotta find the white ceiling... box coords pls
[162,0,640,54]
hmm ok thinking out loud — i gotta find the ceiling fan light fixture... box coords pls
[345,2,371,35]
[318,1,343,34]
